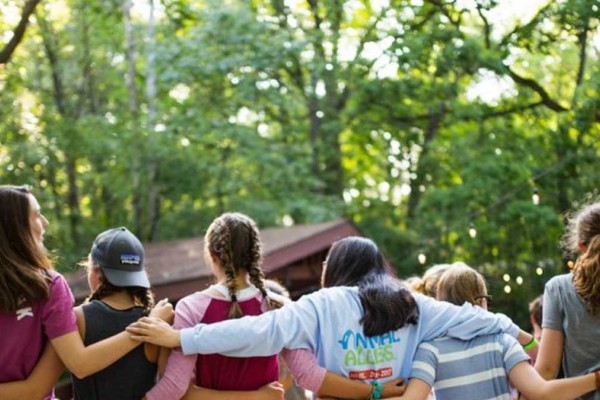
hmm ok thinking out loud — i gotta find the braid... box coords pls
[225,268,243,318]
[573,235,600,314]
[208,217,243,319]
[244,218,281,310]
[131,287,155,315]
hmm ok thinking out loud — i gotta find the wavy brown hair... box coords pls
[573,237,600,315]
[204,212,281,319]
[0,185,54,312]
[562,202,600,314]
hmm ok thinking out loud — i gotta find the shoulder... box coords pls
[300,286,360,308]
[545,273,572,289]
[173,292,212,327]
[46,270,67,287]
[46,271,74,294]
[176,292,211,311]
[265,290,291,306]
[418,338,442,354]
[498,332,520,348]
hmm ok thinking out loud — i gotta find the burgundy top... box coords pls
[194,295,278,390]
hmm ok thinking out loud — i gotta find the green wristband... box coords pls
[370,381,383,400]
[523,337,538,350]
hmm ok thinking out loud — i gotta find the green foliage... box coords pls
[1,0,600,323]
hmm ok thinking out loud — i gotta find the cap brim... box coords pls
[102,267,151,289]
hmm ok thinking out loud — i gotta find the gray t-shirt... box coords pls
[543,273,600,400]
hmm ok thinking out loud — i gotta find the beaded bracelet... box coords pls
[370,381,383,400]
[522,337,538,350]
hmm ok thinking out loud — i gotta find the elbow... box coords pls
[70,370,89,380]
[525,389,551,400]
[534,362,558,380]
[291,370,322,393]
[68,361,93,380]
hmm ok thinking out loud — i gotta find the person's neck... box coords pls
[217,273,251,290]
[101,290,136,310]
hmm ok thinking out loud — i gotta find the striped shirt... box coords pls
[410,333,529,400]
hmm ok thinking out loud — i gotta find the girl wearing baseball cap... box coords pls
[0,185,172,399]
[71,226,161,399]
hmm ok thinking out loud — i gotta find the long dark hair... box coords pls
[0,185,53,312]
[322,236,418,336]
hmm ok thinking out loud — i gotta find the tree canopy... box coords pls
[1,0,599,326]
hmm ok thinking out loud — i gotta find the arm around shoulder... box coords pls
[51,328,140,379]
[0,343,64,400]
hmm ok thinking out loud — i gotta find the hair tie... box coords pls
[231,294,237,302]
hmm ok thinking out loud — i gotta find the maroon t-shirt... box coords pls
[194,295,279,390]
[0,271,77,398]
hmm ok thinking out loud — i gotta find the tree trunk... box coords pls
[38,15,82,247]
[122,0,144,237]
[146,0,161,241]
[407,104,445,220]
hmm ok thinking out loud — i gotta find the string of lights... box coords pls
[411,135,600,292]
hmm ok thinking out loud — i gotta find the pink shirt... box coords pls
[0,271,77,397]
[146,285,326,399]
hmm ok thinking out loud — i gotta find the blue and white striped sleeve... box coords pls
[410,341,439,387]
[501,334,530,373]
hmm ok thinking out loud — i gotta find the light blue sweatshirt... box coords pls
[180,286,519,381]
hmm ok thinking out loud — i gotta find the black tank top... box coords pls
[71,300,157,400]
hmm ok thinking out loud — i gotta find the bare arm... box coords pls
[317,374,405,399]
[0,343,64,400]
[510,360,596,400]
[51,329,139,379]
[379,378,432,400]
[157,347,171,377]
[53,299,173,379]
[534,328,564,379]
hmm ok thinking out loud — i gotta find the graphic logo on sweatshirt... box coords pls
[337,329,400,367]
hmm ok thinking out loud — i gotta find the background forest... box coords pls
[1,0,599,326]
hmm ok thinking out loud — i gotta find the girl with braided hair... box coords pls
[536,202,600,400]
[144,212,287,400]
[146,213,404,400]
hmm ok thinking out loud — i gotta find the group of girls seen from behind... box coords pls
[3,183,600,400]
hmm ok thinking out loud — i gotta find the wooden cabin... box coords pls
[65,219,363,303]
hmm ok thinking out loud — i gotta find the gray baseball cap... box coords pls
[90,227,150,288]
